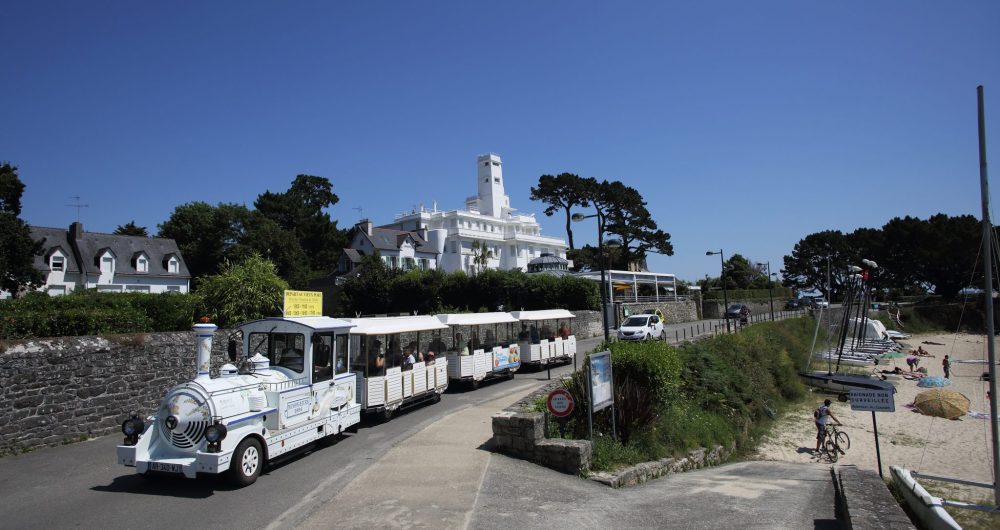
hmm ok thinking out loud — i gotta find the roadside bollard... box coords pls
[683,328,686,340]
[675,330,679,342]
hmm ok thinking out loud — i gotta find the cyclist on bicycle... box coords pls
[814,398,841,452]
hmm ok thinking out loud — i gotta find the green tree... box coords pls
[158,202,252,279]
[571,180,672,271]
[781,230,852,300]
[228,212,312,289]
[598,180,673,269]
[254,175,347,277]
[340,254,399,316]
[530,173,593,250]
[114,220,148,236]
[0,163,44,295]
[196,253,289,326]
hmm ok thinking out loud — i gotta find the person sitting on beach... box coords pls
[814,399,841,453]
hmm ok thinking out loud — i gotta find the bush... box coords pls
[0,290,202,339]
[197,253,288,326]
[562,318,815,472]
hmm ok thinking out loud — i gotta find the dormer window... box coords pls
[132,252,149,273]
[168,257,179,274]
[101,256,114,274]
[51,255,64,272]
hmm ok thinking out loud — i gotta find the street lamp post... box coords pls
[759,261,775,322]
[706,250,730,333]
[573,211,617,342]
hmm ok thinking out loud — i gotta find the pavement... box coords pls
[297,326,842,530]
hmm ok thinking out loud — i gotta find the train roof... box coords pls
[435,312,518,325]
[343,315,449,334]
[238,316,355,332]
[509,309,576,321]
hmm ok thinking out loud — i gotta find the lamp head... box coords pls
[571,213,587,222]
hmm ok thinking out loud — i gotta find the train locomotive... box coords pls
[117,316,360,486]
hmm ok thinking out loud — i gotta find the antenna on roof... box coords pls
[352,206,363,218]
[65,196,89,223]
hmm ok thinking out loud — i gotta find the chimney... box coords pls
[69,222,84,239]
[193,321,218,382]
[419,226,428,242]
[363,219,373,236]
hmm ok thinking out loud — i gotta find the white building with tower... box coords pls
[380,153,569,274]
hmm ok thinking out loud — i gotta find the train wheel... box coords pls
[383,407,395,422]
[228,437,263,487]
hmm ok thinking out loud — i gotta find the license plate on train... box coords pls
[149,462,181,474]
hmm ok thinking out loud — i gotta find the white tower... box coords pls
[476,153,509,217]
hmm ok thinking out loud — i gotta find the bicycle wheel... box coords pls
[835,430,850,452]
[825,439,839,462]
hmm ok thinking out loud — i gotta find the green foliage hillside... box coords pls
[559,317,816,472]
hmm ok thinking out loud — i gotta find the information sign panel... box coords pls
[849,389,895,412]
[283,290,323,317]
[590,350,614,412]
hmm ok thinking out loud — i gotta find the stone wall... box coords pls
[618,300,699,325]
[837,465,915,529]
[702,299,792,319]
[0,330,231,455]
[571,310,603,339]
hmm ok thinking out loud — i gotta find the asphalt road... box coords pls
[0,318,820,530]
[0,337,603,530]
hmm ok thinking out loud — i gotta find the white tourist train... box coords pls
[117,316,361,486]
[343,315,450,420]
[116,308,579,487]
[509,309,578,367]
[436,312,521,387]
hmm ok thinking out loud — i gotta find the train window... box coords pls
[364,335,386,377]
[272,333,306,374]
[335,334,349,375]
[312,333,333,383]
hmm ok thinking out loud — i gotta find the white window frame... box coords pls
[168,257,179,274]
[136,255,149,273]
[50,255,65,272]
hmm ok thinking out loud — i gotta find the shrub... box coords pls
[196,253,288,326]
[0,290,202,339]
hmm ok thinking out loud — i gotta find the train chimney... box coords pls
[193,320,217,382]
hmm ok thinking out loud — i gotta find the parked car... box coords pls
[811,297,829,308]
[617,313,665,341]
[638,308,666,322]
[725,304,751,324]
[784,299,803,310]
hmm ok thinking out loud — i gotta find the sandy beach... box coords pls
[752,332,997,487]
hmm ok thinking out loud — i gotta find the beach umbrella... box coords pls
[913,389,970,419]
[917,376,951,388]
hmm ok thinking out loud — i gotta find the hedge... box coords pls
[0,291,203,339]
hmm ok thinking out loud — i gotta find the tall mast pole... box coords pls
[976,85,1000,507]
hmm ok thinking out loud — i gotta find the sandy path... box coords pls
[752,332,997,485]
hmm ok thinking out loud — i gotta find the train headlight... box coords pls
[205,421,227,452]
[121,415,144,445]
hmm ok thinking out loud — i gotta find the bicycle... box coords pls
[822,424,850,462]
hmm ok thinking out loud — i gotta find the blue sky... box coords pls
[3,1,998,282]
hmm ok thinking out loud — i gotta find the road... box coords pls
[0,318,826,529]
[0,337,602,530]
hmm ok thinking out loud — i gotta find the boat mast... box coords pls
[976,85,1000,508]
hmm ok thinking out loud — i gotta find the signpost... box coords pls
[587,351,616,441]
[283,290,323,317]
[850,388,895,478]
[546,389,575,438]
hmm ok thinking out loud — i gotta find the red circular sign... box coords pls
[546,389,575,418]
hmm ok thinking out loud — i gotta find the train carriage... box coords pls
[343,315,449,419]
[510,309,577,366]
[117,316,360,486]
[436,312,520,386]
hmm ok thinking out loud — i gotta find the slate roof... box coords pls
[342,248,363,263]
[30,225,191,278]
[30,227,80,273]
[359,226,429,252]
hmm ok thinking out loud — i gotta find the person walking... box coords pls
[814,399,841,452]
[943,355,951,379]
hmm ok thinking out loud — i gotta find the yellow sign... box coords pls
[283,290,323,317]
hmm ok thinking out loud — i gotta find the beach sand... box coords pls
[751,332,997,487]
